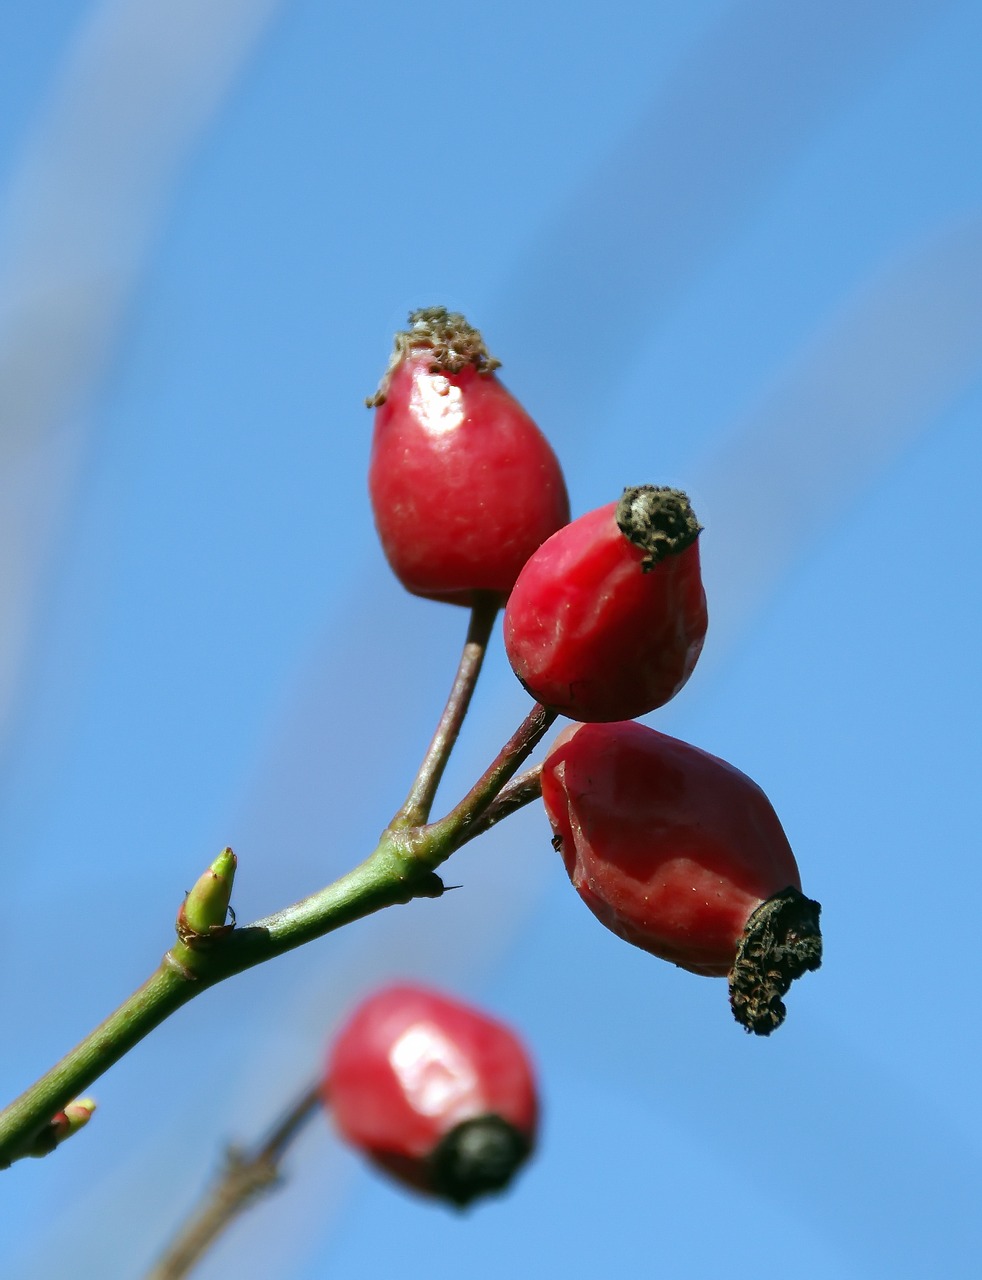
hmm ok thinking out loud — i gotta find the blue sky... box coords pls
[1,2,980,1276]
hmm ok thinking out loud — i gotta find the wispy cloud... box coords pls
[0,0,290,746]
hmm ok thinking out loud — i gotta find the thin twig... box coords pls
[425,704,557,853]
[146,1082,322,1280]
[394,593,499,828]
[456,764,544,846]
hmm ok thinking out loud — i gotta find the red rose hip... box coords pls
[323,984,538,1206]
[541,721,822,1033]
[368,307,570,605]
[504,486,707,721]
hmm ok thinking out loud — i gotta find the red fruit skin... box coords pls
[369,354,570,605]
[503,500,707,721]
[541,721,802,976]
[324,985,538,1199]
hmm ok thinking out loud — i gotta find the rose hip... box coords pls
[323,984,538,1206]
[368,307,569,606]
[541,721,821,1034]
[504,486,707,721]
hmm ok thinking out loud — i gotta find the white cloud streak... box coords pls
[0,0,290,747]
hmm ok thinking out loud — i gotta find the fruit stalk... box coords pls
[393,593,500,829]
[456,764,544,846]
[423,703,557,856]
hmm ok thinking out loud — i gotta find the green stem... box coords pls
[0,839,436,1168]
[393,593,499,829]
[0,670,553,1172]
[0,701,554,1168]
[0,962,194,1169]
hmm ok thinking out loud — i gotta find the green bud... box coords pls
[52,1097,97,1140]
[180,847,237,936]
[27,1098,97,1159]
